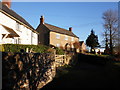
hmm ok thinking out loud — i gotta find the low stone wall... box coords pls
[2,52,56,89]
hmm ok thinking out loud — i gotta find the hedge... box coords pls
[55,47,65,55]
[1,44,50,53]
[0,44,4,52]
[0,44,65,54]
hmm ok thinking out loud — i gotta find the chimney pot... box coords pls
[69,27,72,32]
[40,15,44,24]
[2,0,11,8]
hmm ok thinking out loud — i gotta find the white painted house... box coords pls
[0,0,38,45]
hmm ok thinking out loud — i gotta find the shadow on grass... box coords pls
[42,53,120,89]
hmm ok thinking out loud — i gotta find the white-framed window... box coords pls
[56,34,60,39]
[16,23,20,31]
[11,37,14,44]
[18,38,21,44]
[14,38,18,44]
[56,44,60,47]
[65,35,68,40]
[26,30,29,36]
[71,37,74,41]
[31,32,35,39]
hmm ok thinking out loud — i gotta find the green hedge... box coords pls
[1,44,50,53]
[0,44,65,54]
[0,44,4,52]
[56,47,65,55]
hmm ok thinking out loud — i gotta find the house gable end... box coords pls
[0,2,38,34]
[36,24,50,45]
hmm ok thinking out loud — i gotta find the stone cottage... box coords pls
[36,16,80,52]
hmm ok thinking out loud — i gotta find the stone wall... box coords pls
[2,52,56,89]
[50,32,79,48]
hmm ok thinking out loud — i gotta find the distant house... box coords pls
[79,41,86,53]
[0,0,38,45]
[94,47,105,54]
[36,16,80,52]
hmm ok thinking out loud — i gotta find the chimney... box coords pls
[69,27,72,32]
[40,16,44,24]
[2,0,11,8]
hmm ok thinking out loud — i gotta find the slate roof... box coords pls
[0,2,35,30]
[44,23,78,38]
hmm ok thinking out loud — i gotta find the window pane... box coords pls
[56,34,60,39]
[71,37,74,41]
[56,44,60,47]
[65,36,68,40]
[16,23,19,31]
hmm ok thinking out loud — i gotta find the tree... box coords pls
[102,9,118,54]
[86,30,99,53]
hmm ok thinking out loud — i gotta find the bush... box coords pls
[55,47,65,55]
[1,44,50,53]
[1,44,65,54]
[0,44,4,52]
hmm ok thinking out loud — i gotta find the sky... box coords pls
[1,0,118,46]
[1,0,120,2]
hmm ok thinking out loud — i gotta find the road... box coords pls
[42,54,120,89]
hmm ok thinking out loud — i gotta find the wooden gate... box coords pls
[55,55,66,67]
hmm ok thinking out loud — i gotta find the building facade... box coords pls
[0,1,38,45]
[80,41,86,53]
[36,16,80,52]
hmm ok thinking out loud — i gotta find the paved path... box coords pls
[42,55,120,89]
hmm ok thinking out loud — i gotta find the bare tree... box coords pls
[102,9,118,54]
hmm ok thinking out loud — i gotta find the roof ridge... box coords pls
[0,2,35,30]
[44,23,69,31]
[44,23,78,38]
